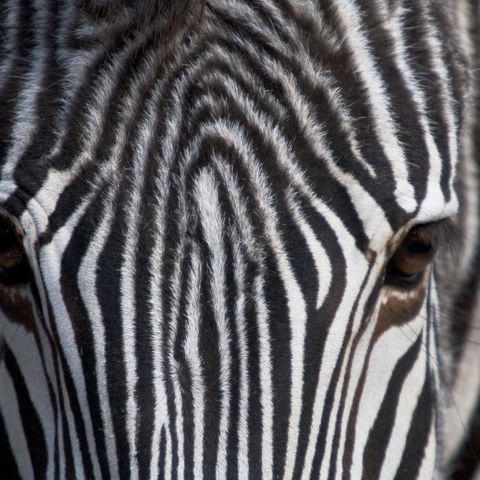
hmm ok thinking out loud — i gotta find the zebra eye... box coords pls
[385,223,439,289]
[0,217,32,285]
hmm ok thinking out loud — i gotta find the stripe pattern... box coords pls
[0,0,479,478]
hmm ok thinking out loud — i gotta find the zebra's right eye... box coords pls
[385,223,442,289]
[0,217,32,285]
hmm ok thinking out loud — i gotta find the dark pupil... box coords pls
[0,223,15,249]
[407,241,432,255]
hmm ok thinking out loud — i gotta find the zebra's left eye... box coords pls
[385,223,441,289]
[0,217,32,285]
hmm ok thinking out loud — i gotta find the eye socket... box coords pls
[0,217,32,285]
[385,223,441,289]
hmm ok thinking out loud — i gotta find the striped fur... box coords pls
[0,0,479,478]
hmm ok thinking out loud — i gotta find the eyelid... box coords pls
[410,218,460,257]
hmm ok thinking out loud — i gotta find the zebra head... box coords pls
[1,1,479,479]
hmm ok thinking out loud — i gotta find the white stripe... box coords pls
[193,169,232,479]
[232,242,251,479]
[184,246,205,479]
[254,275,274,480]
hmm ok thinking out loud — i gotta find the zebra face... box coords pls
[1,1,479,479]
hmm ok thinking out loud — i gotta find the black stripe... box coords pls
[216,172,242,480]
[134,143,160,480]
[196,215,222,478]
[96,185,131,477]
[173,239,195,479]
[393,372,434,480]
[158,425,166,480]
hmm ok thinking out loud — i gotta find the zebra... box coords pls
[0,0,479,478]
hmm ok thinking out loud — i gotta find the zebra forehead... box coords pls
[0,0,465,235]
